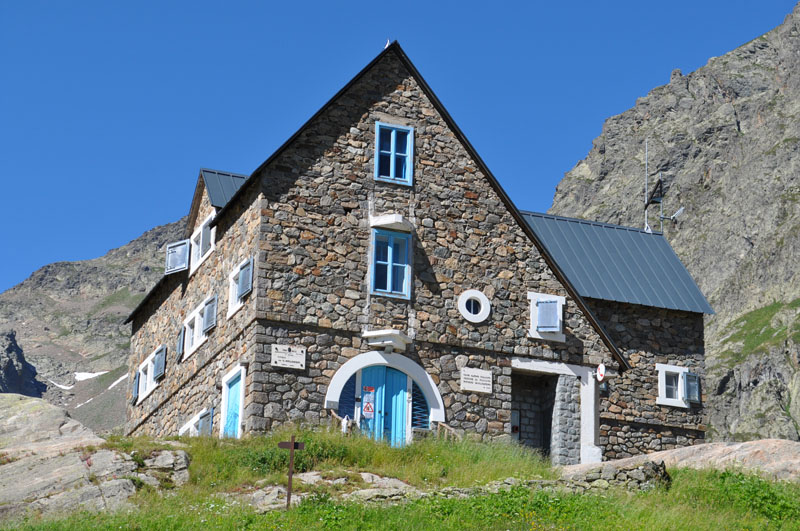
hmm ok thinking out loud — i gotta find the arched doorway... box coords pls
[323,351,446,446]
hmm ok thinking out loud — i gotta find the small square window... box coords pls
[656,363,695,408]
[371,229,411,299]
[664,372,679,399]
[135,345,163,404]
[374,122,414,185]
[182,295,217,360]
[227,257,253,318]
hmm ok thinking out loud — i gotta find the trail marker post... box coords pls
[277,435,305,509]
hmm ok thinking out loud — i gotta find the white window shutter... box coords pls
[201,223,212,256]
[203,296,218,333]
[237,259,253,299]
[165,240,190,274]
[536,299,560,332]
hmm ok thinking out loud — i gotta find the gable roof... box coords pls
[201,168,248,208]
[522,212,714,315]
[124,42,631,370]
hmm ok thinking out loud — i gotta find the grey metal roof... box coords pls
[200,168,248,208]
[522,211,714,315]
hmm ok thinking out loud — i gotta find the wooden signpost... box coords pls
[277,435,305,509]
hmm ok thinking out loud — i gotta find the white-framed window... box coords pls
[189,214,216,275]
[220,364,246,439]
[374,122,414,185]
[181,295,218,360]
[457,289,491,323]
[179,408,213,436]
[527,292,566,343]
[134,345,166,404]
[227,257,254,318]
[370,229,411,299]
[656,363,693,408]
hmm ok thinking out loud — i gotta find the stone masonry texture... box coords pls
[126,46,706,462]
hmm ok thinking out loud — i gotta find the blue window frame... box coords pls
[371,229,411,299]
[374,122,413,185]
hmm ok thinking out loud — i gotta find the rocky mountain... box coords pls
[550,5,800,440]
[0,219,185,432]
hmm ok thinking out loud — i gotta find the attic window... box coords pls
[190,214,216,275]
[527,292,566,343]
[375,122,414,186]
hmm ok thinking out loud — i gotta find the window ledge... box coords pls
[136,383,158,405]
[374,176,413,187]
[227,300,244,319]
[369,214,413,232]
[362,329,412,351]
[189,250,213,277]
[656,397,688,408]
[184,336,207,361]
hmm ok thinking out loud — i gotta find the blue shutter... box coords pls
[176,327,185,360]
[198,409,212,436]
[202,296,217,333]
[337,374,357,420]
[237,259,253,299]
[131,372,140,404]
[684,372,701,404]
[411,381,430,430]
[153,346,166,381]
[536,299,560,331]
[165,240,190,274]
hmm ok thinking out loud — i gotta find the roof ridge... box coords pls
[521,210,663,236]
[199,168,249,179]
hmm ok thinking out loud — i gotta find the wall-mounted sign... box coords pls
[270,344,306,370]
[460,367,492,394]
[362,386,375,419]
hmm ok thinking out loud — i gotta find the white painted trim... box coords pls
[182,295,213,360]
[369,213,414,232]
[189,213,216,276]
[136,345,161,404]
[405,375,413,444]
[362,329,412,352]
[511,357,602,464]
[457,289,491,323]
[179,408,209,436]
[324,351,445,423]
[219,364,246,439]
[655,363,689,408]
[527,292,566,342]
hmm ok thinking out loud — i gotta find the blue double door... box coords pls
[360,366,407,447]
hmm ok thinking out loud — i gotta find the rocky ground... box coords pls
[0,218,185,432]
[550,4,800,440]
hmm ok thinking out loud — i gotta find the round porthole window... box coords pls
[457,289,491,323]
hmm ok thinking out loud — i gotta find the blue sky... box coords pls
[1,1,796,293]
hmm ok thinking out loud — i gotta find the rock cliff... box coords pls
[0,219,185,432]
[550,5,800,440]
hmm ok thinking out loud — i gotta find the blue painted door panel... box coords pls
[223,374,241,438]
[384,368,407,447]
[360,366,385,440]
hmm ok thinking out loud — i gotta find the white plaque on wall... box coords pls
[460,367,492,394]
[270,344,306,370]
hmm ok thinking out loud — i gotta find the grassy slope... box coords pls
[8,428,800,530]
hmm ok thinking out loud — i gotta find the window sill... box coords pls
[183,337,208,361]
[656,397,688,408]
[370,290,411,301]
[189,250,214,277]
[136,384,158,405]
[227,300,244,319]
[528,329,566,343]
[374,176,413,187]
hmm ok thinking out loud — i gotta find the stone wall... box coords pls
[588,299,706,459]
[551,375,581,465]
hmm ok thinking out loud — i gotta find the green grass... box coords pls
[88,288,145,317]
[718,297,800,367]
[10,468,800,530]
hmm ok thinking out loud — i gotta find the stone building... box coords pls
[124,43,713,464]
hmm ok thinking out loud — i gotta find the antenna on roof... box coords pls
[384,39,390,49]
[643,141,684,232]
